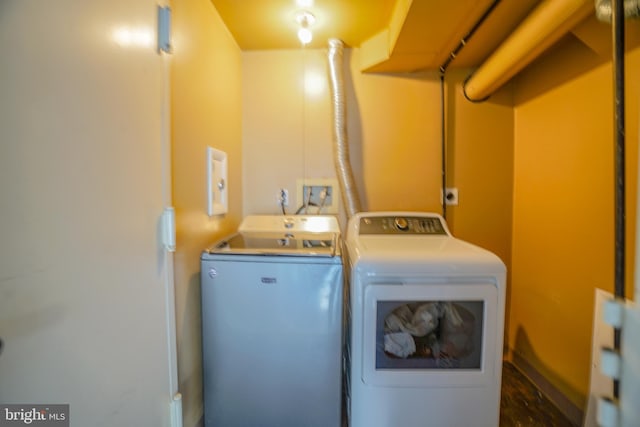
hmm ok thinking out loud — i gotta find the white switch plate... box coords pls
[207,147,228,216]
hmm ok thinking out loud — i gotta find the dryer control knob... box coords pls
[394,217,409,231]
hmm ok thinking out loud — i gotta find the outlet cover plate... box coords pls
[443,187,459,206]
[207,147,228,216]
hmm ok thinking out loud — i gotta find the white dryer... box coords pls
[344,212,506,427]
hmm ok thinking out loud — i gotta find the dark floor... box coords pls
[500,362,576,427]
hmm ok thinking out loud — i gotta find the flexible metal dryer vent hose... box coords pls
[327,39,361,219]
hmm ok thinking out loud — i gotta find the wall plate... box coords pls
[442,187,459,206]
[296,178,340,214]
[207,147,228,216]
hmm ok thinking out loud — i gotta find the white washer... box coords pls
[344,212,506,427]
[201,215,343,427]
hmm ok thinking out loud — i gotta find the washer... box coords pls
[200,215,343,427]
[344,212,506,427]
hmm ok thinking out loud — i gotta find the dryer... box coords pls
[344,212,506,427]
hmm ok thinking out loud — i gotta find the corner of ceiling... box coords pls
[360,29,391,72]
[358,0,413,73]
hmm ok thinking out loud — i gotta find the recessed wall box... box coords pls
[296,178,340,214]
[207,147,228,216]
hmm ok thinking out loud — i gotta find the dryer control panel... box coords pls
[359,215,447,235]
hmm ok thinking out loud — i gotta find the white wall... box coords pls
[242,49,336,216]
[0,1,174,425]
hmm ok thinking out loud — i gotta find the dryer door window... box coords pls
[362,283,498,388]
[377,300,484,370]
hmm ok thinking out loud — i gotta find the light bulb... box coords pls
[295,10,316,27]
[296,0,314,8]
[295,10,315,45]
[298,27,312,45]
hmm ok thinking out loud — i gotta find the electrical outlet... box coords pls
[278,188,289,207]
[443,188,459,206]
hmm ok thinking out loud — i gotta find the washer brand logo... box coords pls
[1,405,69,426]
[261,277,277,284]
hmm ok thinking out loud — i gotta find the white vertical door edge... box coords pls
[157,3,182,426]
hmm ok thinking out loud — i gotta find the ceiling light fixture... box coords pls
[296,0,314,8]
[296,10,315,45]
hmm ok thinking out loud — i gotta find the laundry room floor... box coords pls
[499,362,576,427]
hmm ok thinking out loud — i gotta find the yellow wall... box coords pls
[242,46,513,280]
[510,37,640,408]
[446,69,514,279]
[348,50,443,212]
[171,0,243,425]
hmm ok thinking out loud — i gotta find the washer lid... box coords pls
[204,215,341,257]
[206,233,339,257]
[239,215,340,237]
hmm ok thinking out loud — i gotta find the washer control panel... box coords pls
[359,215,447,235]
